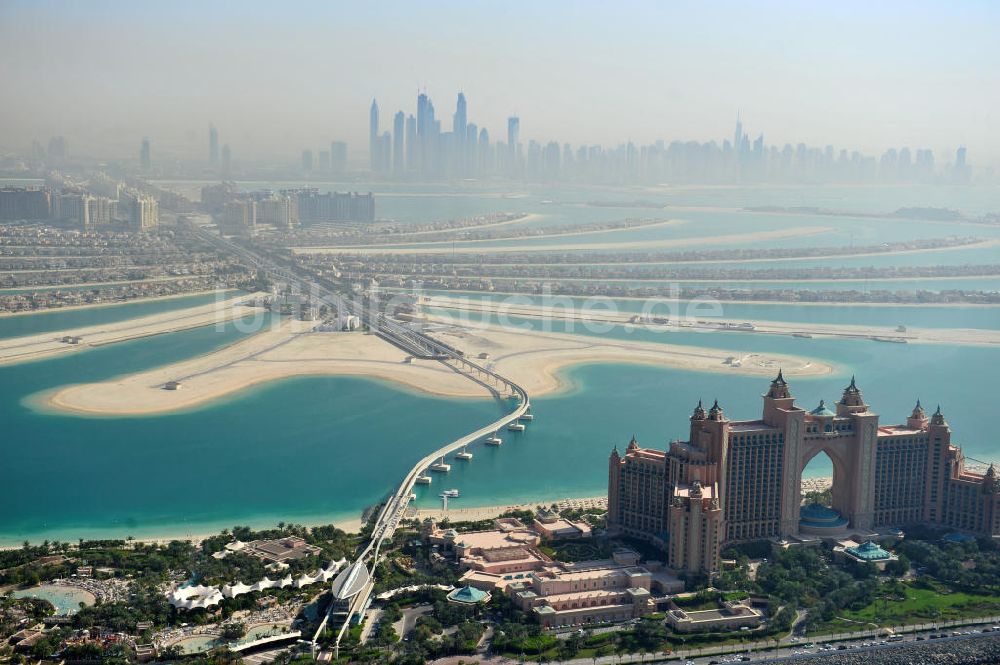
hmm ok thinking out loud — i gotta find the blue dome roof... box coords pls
[447,585,489,604]
[846,540,891,561]
[799,503,848,529]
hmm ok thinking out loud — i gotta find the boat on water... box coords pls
[792,333,813,338]
[440,489,460,498]
[872,336,907,344]
[455,447,473,460]
[508,422,526,432]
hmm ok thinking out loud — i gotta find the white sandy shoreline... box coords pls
[42,312,832,416]
[1,477,836,548]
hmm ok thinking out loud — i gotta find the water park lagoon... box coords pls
[12,584,96,615]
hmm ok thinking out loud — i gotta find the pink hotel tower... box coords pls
[608,373,1000,574]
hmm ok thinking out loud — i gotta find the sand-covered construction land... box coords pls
[422,294,1000,347]
[0,292,266,365]
[44,312,831,416]
[291,225,832,255]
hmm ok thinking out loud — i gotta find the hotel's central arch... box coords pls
[765,374,881,537]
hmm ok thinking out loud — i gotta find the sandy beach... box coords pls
[44,312,831,416]
[341,218,685,248]
[291,225,833,255]
[5,475,838,548]
[423,294,1000,346]
[387,286,1000,308]
[0,292,265,365]
[378,212,544,237]
[377,238,997,267]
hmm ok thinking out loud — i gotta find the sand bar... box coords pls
[367,238,996,267]
[300,218,685,250]
[291,225,831,255]
[45,313,831,416]
[0,292,265,365]
[423,294,1000,347]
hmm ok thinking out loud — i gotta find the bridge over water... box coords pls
[188,225,530,657]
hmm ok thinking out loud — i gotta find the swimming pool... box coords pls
[12,584,96,615]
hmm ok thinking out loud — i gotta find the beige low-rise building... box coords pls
[508,559,655,629]
[533,507,593,540]
[666,599,763,633]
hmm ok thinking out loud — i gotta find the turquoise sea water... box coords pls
[0,315,502,544]
[0,298,997,543]
[1,183,998,543]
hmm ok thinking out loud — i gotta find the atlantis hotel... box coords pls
[607,374,1000,574]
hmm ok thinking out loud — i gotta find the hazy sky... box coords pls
[1,0,997,166]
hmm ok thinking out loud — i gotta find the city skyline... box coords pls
[0,1,997,167]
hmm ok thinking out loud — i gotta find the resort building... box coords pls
[446,585,491,606]
[244,536,321,564]
[533,507,593,540]
[608,374,1000,574]
[507,559,655,629]
[426,519,546,584]
[425,518,678,629]
[665,598,763,633]
[833,539,899,571]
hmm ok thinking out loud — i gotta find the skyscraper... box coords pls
[393,111,405,175]
[369,98,380,171]
[955,146,969,182]
[330,141,347,173]
[209,124,219,165]
[507,117,520,175]
[417,93,429,137]
[452,93,468,176]
[302,149,313,172]
[405,115,417,171]
[140,137,151,170]
[453,92,467,137]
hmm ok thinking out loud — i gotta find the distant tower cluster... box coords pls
[358,91,525,180]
